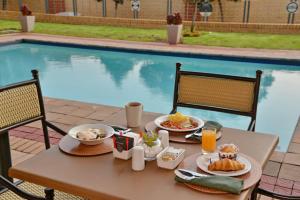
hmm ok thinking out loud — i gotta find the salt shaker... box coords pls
[158,130,169,148]
[132,146,145,171]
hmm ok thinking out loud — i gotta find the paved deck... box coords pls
[8,97,300,199]
[0,33,300,62]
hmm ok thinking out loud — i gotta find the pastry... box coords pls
[218,144,239,160]
[208,158,245,171]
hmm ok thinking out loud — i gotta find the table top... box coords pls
[9,110,279,200]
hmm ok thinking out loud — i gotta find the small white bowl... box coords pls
[218,144,239,160]
[156,147,185,170]
[68,124,114,145]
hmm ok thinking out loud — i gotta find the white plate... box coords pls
[154,115,204,132]
[196,153,252,177]
[68,124,114,145]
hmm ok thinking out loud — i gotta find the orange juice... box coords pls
[202,128,216,153]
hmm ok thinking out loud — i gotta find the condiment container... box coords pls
[158,130,169,148]
[113,132,140,160]
[156,147,185,170]
[132,146,145,171]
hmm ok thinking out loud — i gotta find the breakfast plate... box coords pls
[68,124,114,145]
[196,153,252,177]
[154,114,204,132]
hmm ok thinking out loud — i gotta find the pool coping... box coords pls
[0,33,300,65]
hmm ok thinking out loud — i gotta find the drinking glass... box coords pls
[201,127,217,155]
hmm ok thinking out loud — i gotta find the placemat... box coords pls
[59,135,113,156]
[178,153,262,194]
[145,121,222,144]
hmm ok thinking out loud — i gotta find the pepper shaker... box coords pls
[132,146,145,171]
[158,130,169,148]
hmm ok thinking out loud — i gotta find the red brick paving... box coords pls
[292,189,300,196]
[294,181,300,190]
[274,186,292,196]
[10,126,62,145]
[276,178,294,189]
[259,182,275,192]
[261,175,277,185]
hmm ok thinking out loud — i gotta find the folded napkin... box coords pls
[175,175,243,194]
[188,121,223,141]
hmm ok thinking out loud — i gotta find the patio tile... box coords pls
[15,140,38,152]
[9,136,23,145]
[9,130,27,138]
[269,151,285,163]
[292,189,300,196]
[274,186,292,196]
[50,122,73,132]
[46,112,67,121]
[73,118,102,125]
[22,142,45,154]
[70,108,96,118]
[261,175,277,185]
[279,164,300,181]
[25,121,42,129]
[23,134,40,140]
[30,145,46,154]
[51,115,84,125]
[13,126,38,133]
[44,99,68,106]
[259,182,275,191]
[294,181,300,190]
[258,195,272,200]
[86,111,114,121]
[11,139,30,150]
[292,134,300,143]
[263,161,281,177]
[283,153,300,166]
[276,178,294,189]
[288,143,300,154]
[49,105,79,115]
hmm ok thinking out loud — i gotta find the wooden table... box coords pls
[9,110,279,200]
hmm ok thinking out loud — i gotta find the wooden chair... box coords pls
[0,70,82,199]
[172,63,262,131]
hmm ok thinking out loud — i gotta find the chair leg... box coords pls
[251,183,259,200]
[44,188,54,200]
[42,120,51,149]
[0,131,13,187]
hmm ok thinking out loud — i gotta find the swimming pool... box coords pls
[0,41,299,151]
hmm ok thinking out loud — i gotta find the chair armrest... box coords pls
[0,176,45,200]
[45,121,67,136]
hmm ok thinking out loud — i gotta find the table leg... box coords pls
[0,131,13,188]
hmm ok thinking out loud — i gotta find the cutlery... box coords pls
[175,168,208,180]
[185,128,202,139]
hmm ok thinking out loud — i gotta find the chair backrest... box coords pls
[172,63,262,119]
[0,70,46,132]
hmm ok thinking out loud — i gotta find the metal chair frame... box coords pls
[0,70,67,200]
[171,63,262,131]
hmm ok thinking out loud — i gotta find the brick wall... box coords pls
[1,10,299,34]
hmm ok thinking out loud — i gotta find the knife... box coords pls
[175,169,208,180]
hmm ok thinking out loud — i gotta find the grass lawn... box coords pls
[1,19,300,50]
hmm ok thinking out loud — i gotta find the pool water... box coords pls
[1,42,299,151]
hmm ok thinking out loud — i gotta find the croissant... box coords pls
[208,158,245,171]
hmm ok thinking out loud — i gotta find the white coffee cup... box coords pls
[125,102,143,128]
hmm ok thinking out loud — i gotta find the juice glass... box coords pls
[201,127,217,155]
